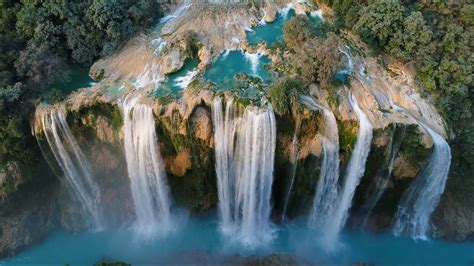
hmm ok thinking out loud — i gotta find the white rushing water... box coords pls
[122,96,172,235]
[159,0,192,24]
[174,70,198,89]
[310,9,324,20]
[338,48,354,77]
[212,97,277,247]
[325,93,373,247]
[151,38,167,55]
[243,51,262,76]
[299,96,340,229]
[133,63,163,89]
[41,110,103,228]
[392,108,451,239]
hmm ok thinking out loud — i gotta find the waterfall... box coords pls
[281,129,299,220]
[325,93,373,245]
[338,48,354,77]
[310,9,324,20]
[159,0,192,24]
[41,110,103,228]
[244,51,262,76]
[300,96,340,229]
[393,114,451,239]
[122,96,172,234]
[175,69,198,89]
[360,126,405,227]
[212,97,277,246]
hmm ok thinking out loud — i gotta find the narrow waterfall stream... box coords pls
[325,93,373,246]
[299,96,340,229]
[41,110,103,228]
[122,96,172,234]
[391,106,452,239]
[212,97,277,246]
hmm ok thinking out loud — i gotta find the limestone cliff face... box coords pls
[31,0,443,232]
[0,1,468,259]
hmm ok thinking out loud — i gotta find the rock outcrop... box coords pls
[1,0,470,260]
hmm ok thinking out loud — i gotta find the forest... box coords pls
[0,0,161,171]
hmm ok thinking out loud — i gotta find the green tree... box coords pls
[354,0,405,48]
[386,12,433,62]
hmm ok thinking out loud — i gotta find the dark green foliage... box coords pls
[0,0,161,170]
[354,0,433,62]
[268,77,306,115]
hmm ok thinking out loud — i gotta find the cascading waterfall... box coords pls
[325,93,373,245]
[175,69,198,89]
[159,0,192,24]
[392,106,452,239]
[338,48,354,77]
[300,96,340,229]
[41,110,103,228]
[244,51,262,76]
[122,96,172,234]
[212,97,277,246]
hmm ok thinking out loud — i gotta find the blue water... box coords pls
[58,68,96,94]
[155,58,200,97]
[3,215,473,265]
[246,10,295,46]
[42,68,96,102]
[204,51,271,89]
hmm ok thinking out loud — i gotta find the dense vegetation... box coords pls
[316,0,473,208]
[0,0,161,170]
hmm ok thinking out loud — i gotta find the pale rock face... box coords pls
[393,154,420,179]
[94,116,115,144]
[293,2,311,15]
[190,107,213,146]
[262,0,278,23]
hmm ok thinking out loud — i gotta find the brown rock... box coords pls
[190,107,212,145]
[170,149,192,177]
[393,154,419,179]
[95,116,115,143]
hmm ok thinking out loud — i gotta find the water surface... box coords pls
[155,58,200,97]
[204,51,271,89]
[3,216,473,265]
[246,10,295,46]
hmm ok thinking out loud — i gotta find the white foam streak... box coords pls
[175,70,198,89]
[160,0,192,24]
[244,52,262,76]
